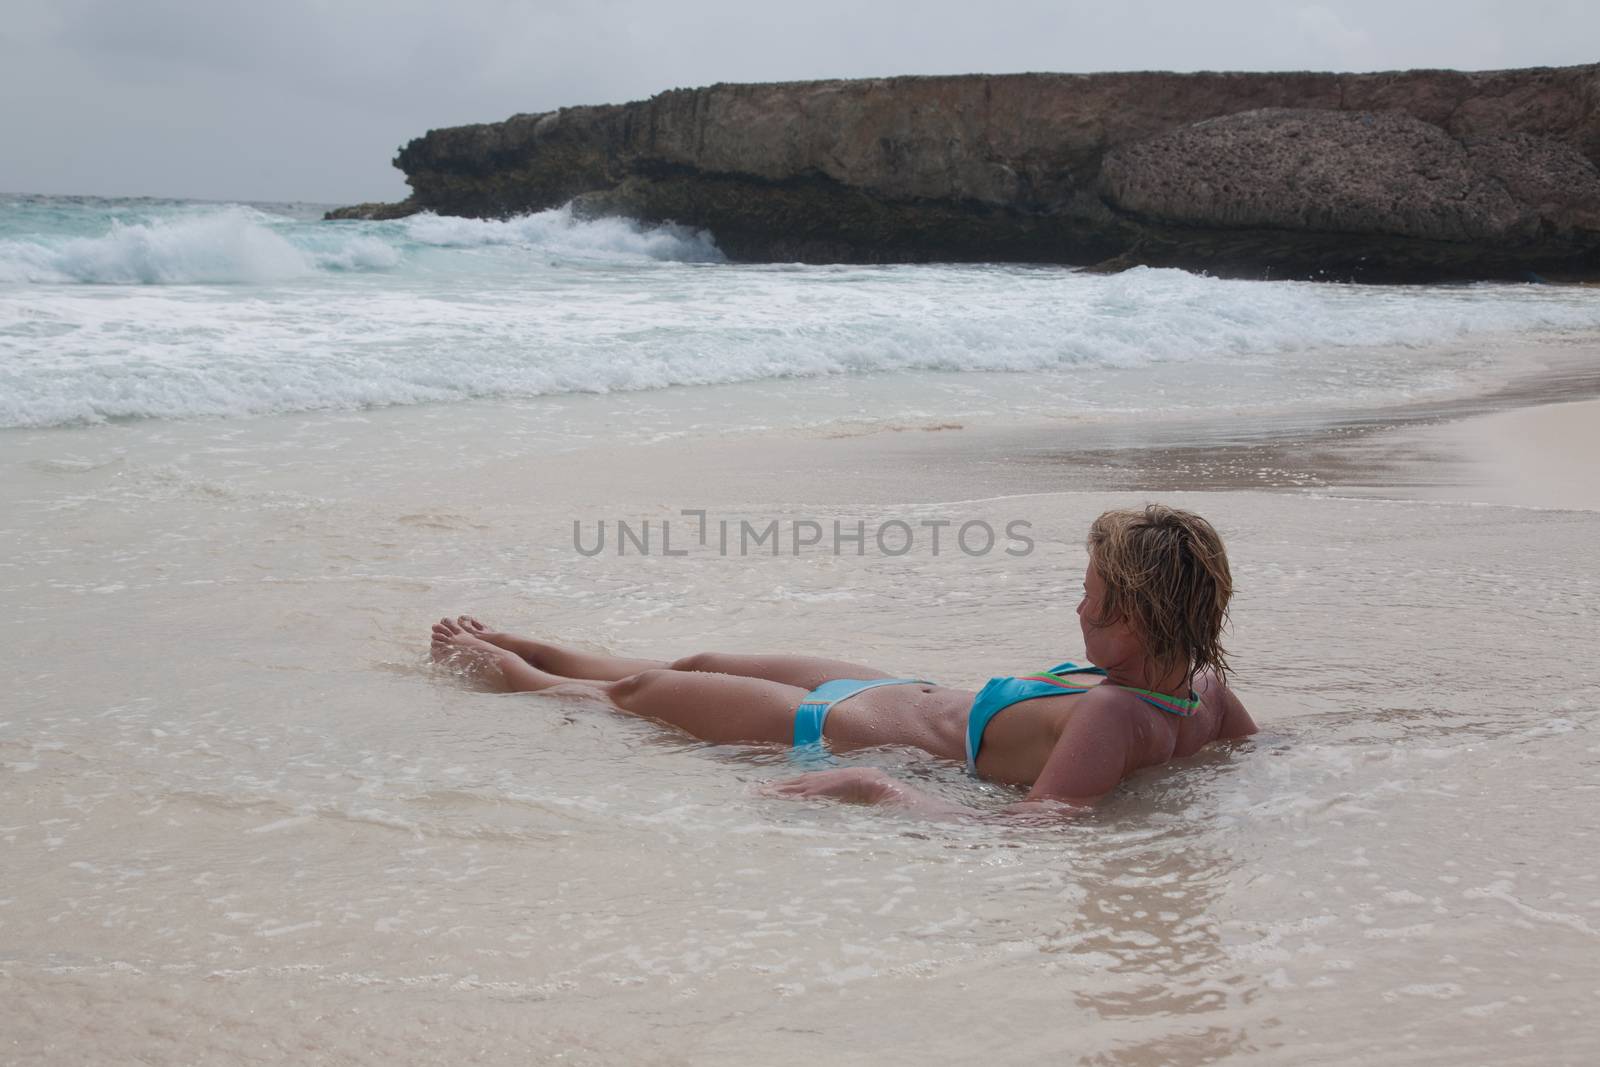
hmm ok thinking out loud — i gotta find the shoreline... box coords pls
[4,333,1595,512]
[583,338,1600,510]
[1371,396,1600,511]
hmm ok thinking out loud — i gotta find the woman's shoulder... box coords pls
[1195,669,1258,740]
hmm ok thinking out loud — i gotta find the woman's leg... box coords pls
[666,652,897,690]
[455,616,899,690]
[455,616,666,681]
[432,620,804,745]
[604,668,807,745]
[433,619,588,690]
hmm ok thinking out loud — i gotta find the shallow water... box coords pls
[3,389,1598,1064]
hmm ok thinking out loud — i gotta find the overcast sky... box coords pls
[2,0,1595,205]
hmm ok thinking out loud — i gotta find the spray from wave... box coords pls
[0,207,398,284]
[397,207,724,263]
[0,203,723,285]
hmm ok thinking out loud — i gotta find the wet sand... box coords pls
[1388,398,1600,511]
[2,355,1598,1065]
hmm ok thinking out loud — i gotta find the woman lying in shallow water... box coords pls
[429,504,1257,815]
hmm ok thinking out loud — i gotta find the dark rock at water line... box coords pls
[327,66,1600,282]
[324,199,420,221]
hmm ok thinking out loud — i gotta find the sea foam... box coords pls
[399,207,724,263]
[0,207,399,284]
[0,203,720,286]
[3,196,1600,429]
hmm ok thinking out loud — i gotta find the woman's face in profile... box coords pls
[1077,559,1135,667]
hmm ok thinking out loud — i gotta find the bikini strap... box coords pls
[1048,660,1201,717]
[1044,660,1107,677]
[1121,686,1203,717]
[1036,662,1198,715]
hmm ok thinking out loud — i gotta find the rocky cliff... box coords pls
[331,67,1600,281]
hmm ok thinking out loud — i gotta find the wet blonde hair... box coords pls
[1087,504,1233,680]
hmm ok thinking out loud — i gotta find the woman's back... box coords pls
[970,669,1249,786]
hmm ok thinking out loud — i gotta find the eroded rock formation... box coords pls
[329,67,1600,281]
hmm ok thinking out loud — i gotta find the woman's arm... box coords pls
[761,768,972,816]
[1217,682,1259,739]
[1020,695,1135,805]
[762,768,1099,820]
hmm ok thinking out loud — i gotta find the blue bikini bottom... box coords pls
[791,677,932,748]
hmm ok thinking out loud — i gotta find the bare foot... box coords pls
[451,615,538,663]
[456,615,506,643]
[446,615,664,682]
[430,616,512,687]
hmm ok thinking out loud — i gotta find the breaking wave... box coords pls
[398,207,724,262]
[3,194,1599,429]
[0,203,722,285]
